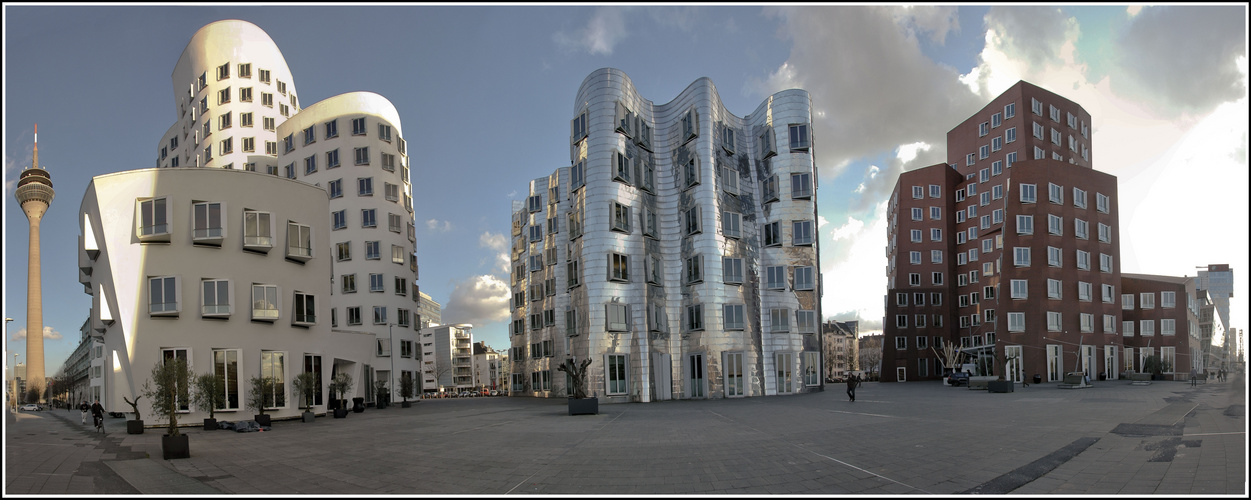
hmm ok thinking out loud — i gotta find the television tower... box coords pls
[15,124,54,402]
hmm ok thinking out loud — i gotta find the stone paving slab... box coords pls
[5,374,1246,495]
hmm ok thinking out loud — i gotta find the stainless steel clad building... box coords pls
[510,68,822,402]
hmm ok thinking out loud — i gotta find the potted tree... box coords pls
[142,357,191,459]
[374,380,388,410]
[246,376,275,427]
[329,372,352,418]
[557,358,597,415]
[399,373,415,408]
[191,372,225,431]
[121,394,144,434]
[291,372,318,423]
[1144,355,1164,381]
[988,348,1018,393]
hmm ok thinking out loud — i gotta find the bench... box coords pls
[967,376,995,390]
[1058,372,1091,389]
[1127,372,1152,386]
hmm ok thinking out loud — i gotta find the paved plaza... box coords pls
[4,375,1245,495]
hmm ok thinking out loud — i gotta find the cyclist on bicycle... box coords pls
[79,400,90,424]
[90,399,105,430]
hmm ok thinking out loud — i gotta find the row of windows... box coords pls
[334,240,409,264]
[146,276,317,325]
[515,302,819,337]
[328,305,418,329]
[158,348,310,411]
[1029,97,1089,139]
[337,270,413,296]
[282,118,405,154]
[331,204,414,234]
[1121,292,1178,310]
[599,252,816,290]
[136,198,312,260]
[1005,278,1117,303]
[1008,246,1114,273]
[1120,319,1179,336]
[512,351,820,396]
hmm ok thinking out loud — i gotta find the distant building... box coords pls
[419,324,474,394]
[822,320,858,379]
[509,68,821,402]
[1120,274,1203,380]
[472,342,500,392]
[417,291,442,328]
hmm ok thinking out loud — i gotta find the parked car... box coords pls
[19,403,42,411]
[947,371,970,387]
[458,391,472,398]
[489,390,499,397]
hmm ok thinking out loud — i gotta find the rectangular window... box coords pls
[1100,253,1113,273]
[606,354,628,395]
[791,172,812,199]
[723,257,744,284]
[1098,223,1111,243]
[1014,247,1031,267]
[1079,281,1092,302]
[286,222,312,260]
[766,266,787,290]
[1007,312,1025,332]
[1048,214,1063,235]
[788,123,810,150]
[792,220,814,246]
[1077,250,1090,270]
[354,147,370,165]
[764,221,782,246]
[685,304,704,331]
[1096,193,1110,213]
[721,211,742,239]
[794,266,815,290]
[609,253,629,282]
[293,291,316,325]
[251,284,279,321]
[611,201,631,233]
[1011,279,1028,299]
[763,175,780,203]
[1141,320,1155,336]
[1016,215,1033,234]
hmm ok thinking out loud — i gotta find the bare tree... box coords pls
[858,336,883,379]
[932,342,965,377]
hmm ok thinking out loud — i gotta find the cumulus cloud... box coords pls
[10,326,61,341]
[890,5,960,45]
[821,201,891,335]
[441,275,512,326]
[425,219,453,232]
[553,7,630,55]
[479,231,511,275]
[1112,6,1247,117]
[983,6,1075,71]
[758,6,984,182]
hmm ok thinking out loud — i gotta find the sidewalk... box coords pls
[4,375,1246,495]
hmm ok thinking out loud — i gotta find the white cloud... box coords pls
[553,7,630,55]
[425,219,453,232]
[1126,5,1143,17]
[10,326,61,341]
[890,5,959,46]
[817,215,829,230]
[822,201,890,335]
[479,231,511,275]
[441,275,512,326]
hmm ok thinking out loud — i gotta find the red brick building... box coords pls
[1120,274,1204,380]
[884,81,1123,383]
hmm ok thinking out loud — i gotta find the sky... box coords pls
[4,4,1248,379]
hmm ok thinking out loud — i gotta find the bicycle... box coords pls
[93,413,105,434]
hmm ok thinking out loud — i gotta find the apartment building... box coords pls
[419,324,474,395]
[509,68,822,402]
[822,320,858,380]
[884,81,1121,383]
[1120,273,1204,379]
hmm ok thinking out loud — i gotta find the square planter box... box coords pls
[127,420,145,434]
[302,411,315,423]
[333,408,348,418]
[988,380,1015,393]
[254,414,272,426]
[568,397,598,415]
[203,418,217,431]
[162,434,190,460]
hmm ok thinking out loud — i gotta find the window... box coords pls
[931,272,944,285]
[788,123,810,150]
[1161,291,1176,308]
[770,308,790,333]
[1005,102,1016,118]
[912,186,924,199]
[1033,122,1044,139]
[1034,146,1045,160]
[791,173,812,199]
[1047,311,1063,331]
[722,257,744,284]
[766,266,787,290]
[1162,319,1176,336]
[1096,193,1110,213]
[792,220,814,246]
[1020,183,1037,203]
[1140,292,1155,309]
[910,251,922,265]
[251,284,279,321]
[685,304,705,331]
[721,211,742,239]
[381,153,396,172]
[683,159,700,189]
[1100,253,1113,273]
[388,213,402,233]
[1007,312,1025,332]
[764,221,782,246]
[611,201,631,233]
[1013,247,1031,267]
[354,147,370,165]
[722,126,736,154]
[606,354,628,395]
[910,229,922,243]
[1098,223,1111,243]
[1102,284,1115,303]
[1051,128,1062,146]
[794,267,814,290]
[331,210,347,230]
[345,306,361,326]
[286,222,312,260]
[979,145,989,159]
[685,255,703,284]
[930,228,942,242]
[365,240,380,260]
[1103,315,1117,333]
[1048,214,1063,235]
[966,153,976,166]
[930,206,941,220]
[1005,126,1016,144]
[1077,250,1090,270]
[681,109,698,141]
[1016,215,1033,234]
[378,124,392,142]
[357,177,374,197]
[979,121,989,136]
[367,273,385,293]
[392,244,405,264]
[1047,246,1062,267]
[1078,281,1092,302]
[1010,279,1028,299]
[1006,151,1018,167]
[763,175,779,203]
[606,303,630,332]
[1141,320,1155,336]
[361,209,377,228]
[293,292,316,325]
[684,206,702,235]
[614,151,633,184]
[609,253,629,282]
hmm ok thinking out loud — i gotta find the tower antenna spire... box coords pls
[33,123,38,170]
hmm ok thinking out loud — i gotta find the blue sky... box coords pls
[4,5,1248,378]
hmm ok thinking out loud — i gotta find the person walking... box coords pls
[90,399,105,431]
[79,400,89,424]
[846,374,858,402]
[1190,368,1199,387]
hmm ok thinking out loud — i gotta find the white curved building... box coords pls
[510,68,822,402]
[275,92,420,402]
[156,20,301,172]
[79,168,376,421]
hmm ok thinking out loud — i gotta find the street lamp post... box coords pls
[388,323,396,405]
[5,318,12,410]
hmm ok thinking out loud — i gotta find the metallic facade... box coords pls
[510,68,822,402]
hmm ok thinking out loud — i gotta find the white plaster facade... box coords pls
[79,168,377,423]
[419,324,474,394]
